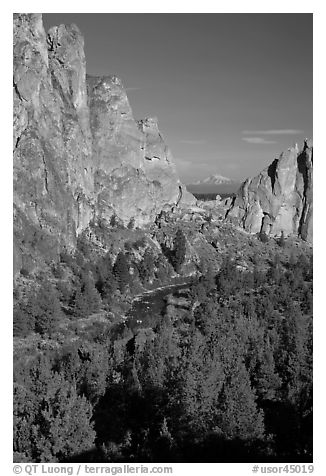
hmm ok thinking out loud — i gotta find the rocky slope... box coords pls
[13,14,194,273]
[226,140,313,243]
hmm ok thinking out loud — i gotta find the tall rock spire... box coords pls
[227,141,313,243]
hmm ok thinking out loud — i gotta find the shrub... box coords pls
[127,217,135,230]
[258,232,269,243]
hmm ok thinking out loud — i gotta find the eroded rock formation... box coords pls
[13,14,194,272]
[87,77,193,227]
[227,140,313,242]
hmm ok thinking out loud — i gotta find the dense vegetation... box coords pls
[13,228,312,463]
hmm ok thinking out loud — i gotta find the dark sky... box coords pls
[43,13,313,183]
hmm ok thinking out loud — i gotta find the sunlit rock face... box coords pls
[227,140,313,243]
[87,76,194,227]
[13,14,194,272]
[13,14,95,273]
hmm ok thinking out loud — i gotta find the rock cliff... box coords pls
[227,140,313,242]
[13,14,194,273]
[87,76,193,227]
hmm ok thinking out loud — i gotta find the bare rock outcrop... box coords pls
[87,76,194,227]
[13,14,95,273]
[227,140,313,242]
[13,14,194,273]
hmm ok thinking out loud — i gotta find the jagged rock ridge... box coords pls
[227,140,313,243]
[13,14,194,273]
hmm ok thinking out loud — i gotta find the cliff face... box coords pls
[13,14,194,272]
[13,14,94,272]
[227,140,313,243]
[87,76,193,227]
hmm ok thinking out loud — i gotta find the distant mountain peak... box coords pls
[187,174,241,195]
[192,174,234,185]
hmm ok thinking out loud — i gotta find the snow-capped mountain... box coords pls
[192,174,234,185]
[187,174,241,195]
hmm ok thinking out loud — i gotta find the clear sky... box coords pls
[43,13,312,184]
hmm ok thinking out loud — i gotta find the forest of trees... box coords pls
[13,233,313,463]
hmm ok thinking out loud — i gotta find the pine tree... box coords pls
[110,214,117,228]
[73,274,102,318]
[94,252,114,295]
[72,287,88,318]
[179,331,224,435]
[258,231,269,243]
[128,217,135,230]
[113,252,130,292]
[13,304,35,337]
[33,280,62,335]
[173,229,187,272]
[83,275,102,313]
[34,373,96,461]
[139,249,155,283]
[13,383,38,460]
[155,255,170,283]
[267,253,282,284]
[216,358,265,441]
[101,271,118,304]
[278,231,286,248]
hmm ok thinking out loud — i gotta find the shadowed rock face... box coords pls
[13,14,194,272]
[227,140,313,243]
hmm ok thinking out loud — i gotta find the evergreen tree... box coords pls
[83,275,102,313]
[56,279,73,306]
[94,252,114,295]
[278,231,286,248]
[113,252,130,292]
[258,231,269,243]
[34,373,96,461]
[101,271,118,304]
[216,256,239,295]
[179,331,224,435]
[139,249,155,283]
[155,255,170,283]
[128,217,135,230]
[32,280,62,335]
[13,304,35,338]
[110,214,117,228]
[14,359,96,462]
[13,383,38,459]
[173,229,187,272]
[73,274,102,318]
[72,287,88,318]
[267,254,282,284]
[216,358,265,441]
